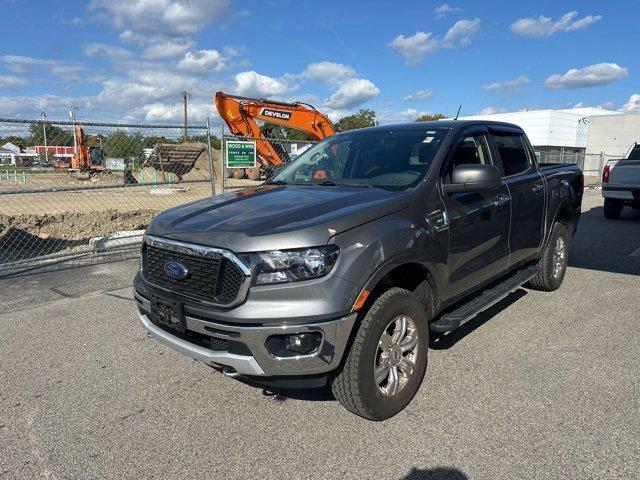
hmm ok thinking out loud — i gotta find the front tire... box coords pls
[331,288,429,421]
[604,198,623,219]
[527,222,570,292]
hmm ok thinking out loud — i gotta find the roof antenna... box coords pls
[454,104,462,120]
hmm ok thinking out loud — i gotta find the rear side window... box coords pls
[628,144,640,160]
[493,133,530,177]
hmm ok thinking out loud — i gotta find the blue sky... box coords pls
[0,0,637,125]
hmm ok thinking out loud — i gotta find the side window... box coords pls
[493,133,530,177]
[448,134,491,175]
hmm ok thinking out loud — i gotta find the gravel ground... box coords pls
[1,190,639,480]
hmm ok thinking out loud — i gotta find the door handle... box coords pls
[493,194,510,207]
[532,183,544,194]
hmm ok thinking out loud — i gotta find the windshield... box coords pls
[269,127,448,190]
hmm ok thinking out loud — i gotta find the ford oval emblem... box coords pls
[164,261,189,280]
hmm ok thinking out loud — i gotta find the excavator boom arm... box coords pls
[214,92,335,167]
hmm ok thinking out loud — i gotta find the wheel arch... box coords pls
[355,252,441,317]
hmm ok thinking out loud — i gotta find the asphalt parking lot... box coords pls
[1,189,639,480]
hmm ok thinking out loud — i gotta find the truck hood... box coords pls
[146,184,413,252]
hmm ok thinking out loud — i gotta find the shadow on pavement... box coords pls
[429,289,527,350]
[568,205,640,276]
[233,375,336,402]
[401,467,468,479]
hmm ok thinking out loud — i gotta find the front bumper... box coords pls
[135,289,357,377]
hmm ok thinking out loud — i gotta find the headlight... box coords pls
[240,245,339,285]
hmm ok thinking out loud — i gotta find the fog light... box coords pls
[286,333,321,354]
[265,332,322,358]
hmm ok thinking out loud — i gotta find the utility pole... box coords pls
[41,109,48,162]
[69,106,77,155]
[180,91,191,142]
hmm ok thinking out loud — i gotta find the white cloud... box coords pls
[434,4,461,19]
[544,63,628,89]
[142,38,195,59]
[144,101,214,122]
[233,71,295,97]
[83,42,133,59]
[388,31,438,66]
[0,94,86,119]
[303,61,356,84]
[477,107,507,115]
[443,18,481,47]
[0,75,27,87]
[89,0,231,40]
[177,49,228,74]
[403,89,433,102]
[3,55,86,82]
[321,107,350,123]
[510,11,602,38]
[378,108,429,123]
[483,75,530,94]
[621,94,640,113]
[325,78,380,109]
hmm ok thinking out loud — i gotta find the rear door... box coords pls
[440,128,511,299]
[489,128,545,267]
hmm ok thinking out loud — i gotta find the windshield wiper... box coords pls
[265,179,288,185]
[320,181,374,188]
[314,180,338,186]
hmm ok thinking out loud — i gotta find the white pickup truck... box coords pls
[602,143,640,219]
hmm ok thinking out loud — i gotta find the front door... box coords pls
[440,130,511,299]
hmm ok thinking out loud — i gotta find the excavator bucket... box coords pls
[145,143,207,179]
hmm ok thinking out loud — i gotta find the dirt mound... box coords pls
[0,210,156,242]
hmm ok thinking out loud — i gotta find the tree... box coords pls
[415,113,446,122]
[188,134,221,149]
[27,122,74,146]
[0,135,26,147]
[103,131,143,160]
[334,109,376,132]
[141,136,172,148]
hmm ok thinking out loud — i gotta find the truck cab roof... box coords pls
[334,120,526,137]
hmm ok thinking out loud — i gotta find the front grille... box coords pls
[143,243,245,305]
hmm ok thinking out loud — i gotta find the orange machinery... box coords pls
[214,92,335,180]
[54,125,104,177]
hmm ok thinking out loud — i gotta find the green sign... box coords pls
[225,141,256,168]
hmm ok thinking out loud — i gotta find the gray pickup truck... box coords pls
[134,120,583,420]
[602,142,640,219]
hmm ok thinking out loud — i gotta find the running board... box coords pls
[430,266,539,333]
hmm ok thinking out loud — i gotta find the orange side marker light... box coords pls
[353,289,370,312]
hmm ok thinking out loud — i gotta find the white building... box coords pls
[585,113,640,157]
[458,107,620,153]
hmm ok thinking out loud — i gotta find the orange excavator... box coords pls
[53,125,105,178]
[214,92,335,180]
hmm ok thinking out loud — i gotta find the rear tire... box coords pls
[231,168,245,179]
[604,198,623,219]
[245,167,261,181]
[526,222,569,292]
[331,288,429,421]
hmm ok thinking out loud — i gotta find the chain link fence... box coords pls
[534,150,619,186]
[220,132,318,191]
[0,118,222,276]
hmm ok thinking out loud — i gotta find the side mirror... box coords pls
[442,164,502,194]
